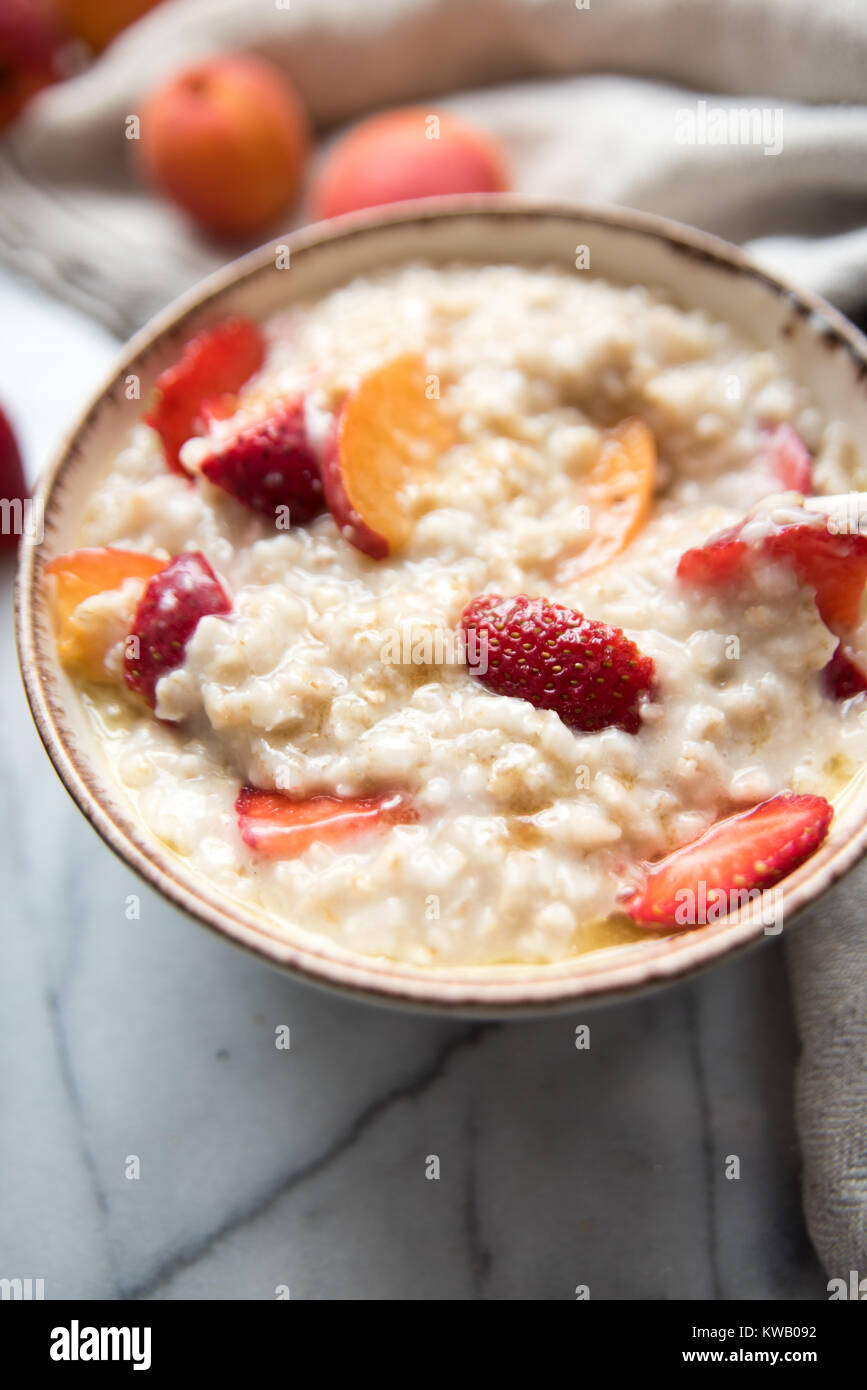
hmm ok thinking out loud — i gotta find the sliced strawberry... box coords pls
[200,398,324,523]
[822,643,867,700]
[124,551,231,706]
[675,526,749,588]
[625,792,833,930]
[678,518,867,632]
[236,786,417,857]
[763,525,867,630]
[145,317,265,473]
[760,422,812,493]
[461,593,655,734]
[199,394,240,427]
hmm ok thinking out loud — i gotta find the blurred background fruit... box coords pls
[311,107,509,220]
[137,54,310,239]
[0,405,28,550]
[54,0,166,52]
[0,0,69,130]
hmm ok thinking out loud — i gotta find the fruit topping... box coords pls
[45,546,167,679]
[236,786,417,856]
[625,792,833,929]
[321,353,454,559]
[145,316,265,473]
[558,417,656,580]
[123,551,231,706]
[678,515,867,632]
[200,397,324,523]
[822,643,867,701]
[760,422,812,493]
[461,593,655,734]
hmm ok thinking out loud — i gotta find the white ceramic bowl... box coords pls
[16,198,867,1013]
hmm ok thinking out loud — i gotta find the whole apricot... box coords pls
[311,108,509,220]
[55,0,165,51]
[138,55,310,239]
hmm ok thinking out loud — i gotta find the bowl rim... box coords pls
[15,194,867,1015]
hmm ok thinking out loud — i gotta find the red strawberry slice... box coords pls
[200,395,240,428]
[760,422,812,493]
[236,786,417,857]
[461,593,655,734]
[625,792,833,929]
[124,551,231,706]
[822,643,867,700]
[675,526,749,588]
[678,518,867,632]
[145,317,265,473]
[0,405,28,551]
[200,398,325,523]
[763,525,867,630]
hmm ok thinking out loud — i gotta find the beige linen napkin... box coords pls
[1,0,865,1281]
[2,0,867,333]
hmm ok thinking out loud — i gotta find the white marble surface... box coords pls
[0,268,826,1300]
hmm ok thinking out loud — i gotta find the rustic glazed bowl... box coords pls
[16,198,867,1013]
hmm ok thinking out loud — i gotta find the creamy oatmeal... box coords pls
[46,264,867,965]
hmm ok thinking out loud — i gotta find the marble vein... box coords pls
[683,988,722,1300]
[122,1023,498,1299]
[43,988,120,1296]
[461,1100,493,1298]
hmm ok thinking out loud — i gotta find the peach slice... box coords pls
[321,354,455,559]
[558,418,656,581]
[45,547,166,680]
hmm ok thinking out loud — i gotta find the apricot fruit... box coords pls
[138,55,310,238]
[311,107,508,220]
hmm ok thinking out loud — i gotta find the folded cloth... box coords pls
[2,0,867,334]
[1,0,866,1282]
[786,872,867,1281]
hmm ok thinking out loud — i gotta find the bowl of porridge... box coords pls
[16,199,867,1012]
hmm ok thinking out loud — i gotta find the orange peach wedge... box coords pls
[558,418,656,581]
[322,354,455,559]
[45,546,166,680]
